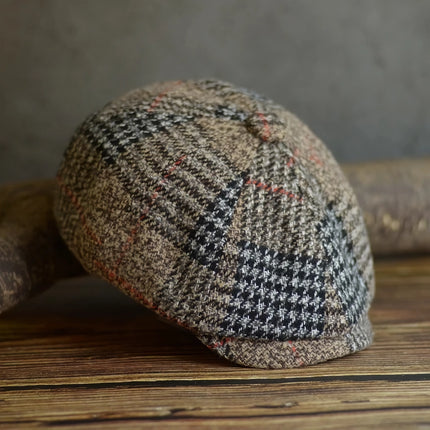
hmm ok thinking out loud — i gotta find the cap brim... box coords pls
[199,315,373,369]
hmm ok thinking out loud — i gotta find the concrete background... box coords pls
[0,0,429,182]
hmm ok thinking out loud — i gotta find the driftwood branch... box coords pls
[342,158,430,256]
[0,179,84,314]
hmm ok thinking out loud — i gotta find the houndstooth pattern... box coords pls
[184,176,245,273]
[221,240,326,340]
[318,204,369,324]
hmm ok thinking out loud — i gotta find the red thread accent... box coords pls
[288,340,305,367]
[113,154,187,269]
[286,148,300,168]
[245,177,303,202]
[286,157,295,168]
[207,338,233,350]
[286,147,323,168]
[256,112,271,141]
[56,176,103,245]
[94,259,191,331]
[309,148,323,167]
[147,80,182,113]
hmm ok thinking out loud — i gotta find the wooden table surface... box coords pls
[1,256,429,429]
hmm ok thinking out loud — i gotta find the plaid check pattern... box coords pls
[54,79,374,368]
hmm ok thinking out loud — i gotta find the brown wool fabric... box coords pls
[54,79,375,368]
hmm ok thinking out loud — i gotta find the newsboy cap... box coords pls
[54,79,374,368]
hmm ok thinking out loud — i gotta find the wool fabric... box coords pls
[54,79,374,368]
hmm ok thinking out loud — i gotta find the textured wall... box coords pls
[1,0,429,182]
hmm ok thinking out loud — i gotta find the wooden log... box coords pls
[0,179,84,314]
[342,158,430,256]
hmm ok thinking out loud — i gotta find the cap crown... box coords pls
[55,79,374,348]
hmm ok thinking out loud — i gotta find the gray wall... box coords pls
[1,0,429,182]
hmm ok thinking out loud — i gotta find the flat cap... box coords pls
[54,79,374,368]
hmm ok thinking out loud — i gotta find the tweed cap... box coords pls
[54,79,374,368]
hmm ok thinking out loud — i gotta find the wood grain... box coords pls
[0,179,84,314]
[1,257,429,429]
[343,158,430,256]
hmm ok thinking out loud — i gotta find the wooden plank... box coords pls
[1,380,429,426]
[0,257,429,429]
